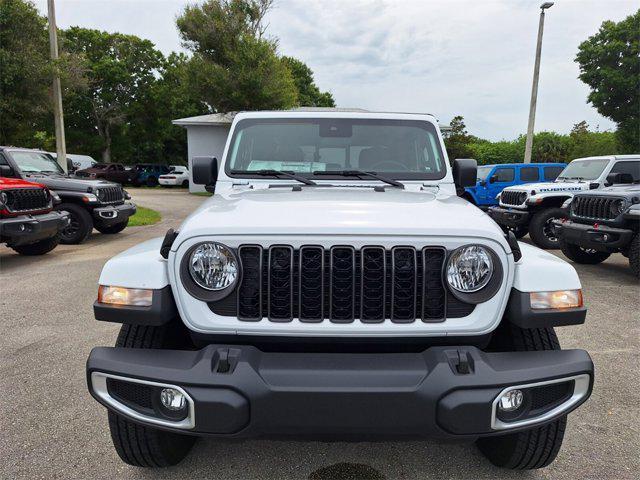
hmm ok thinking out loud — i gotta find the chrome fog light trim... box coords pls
[90,372,195,429]
[490,374,591,431]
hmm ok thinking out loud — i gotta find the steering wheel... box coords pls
[369,160,410,171]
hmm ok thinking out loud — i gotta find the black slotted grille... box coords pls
[330,247,356,322]
[360,247,386,322]
[97,186,124,204]
[268,246,294,321]
[391,247,417,322]
[501,191,527,206]
[299,246,324,322]
[572,195,620,220]
[5,188,49,213]
[210,245,476,322]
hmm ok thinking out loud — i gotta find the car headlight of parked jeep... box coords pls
[610,199,625,217]
[180,242,241,301]
[446,245,502,303]
[0,192,7,208]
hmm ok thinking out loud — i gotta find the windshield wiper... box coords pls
[233,169,317,186]
[313,170,405,189]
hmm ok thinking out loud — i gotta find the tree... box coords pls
[281,57,335,107]
[569,121,619,159]
[576,10,640,153]
[177,0,297,112]
[0,0,50,146]
[60,27,164,162]
[443,115,475,160]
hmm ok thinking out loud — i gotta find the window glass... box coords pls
[610,161,640,182]
[0,153,8,165]
[519,167,539,182]
[557,159,608,181]
[544,166,564,181]
[477,166,493,181]
[227,118,446,180]
[494,168,515,182]
[8,151,64,174]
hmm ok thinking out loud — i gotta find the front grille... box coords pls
[106,378,154,411]
[5,188,49,213]
[501,191,527,206]
[529,380,574,410]
[97,186,124,204]
[572,196,622,220]
[214,245,475,323]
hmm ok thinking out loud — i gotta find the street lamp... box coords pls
[523,2,554,163]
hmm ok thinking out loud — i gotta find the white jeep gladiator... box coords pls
[87,111,593,470]
[488,155,640,249]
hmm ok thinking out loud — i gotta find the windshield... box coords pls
[557,159,608,181]
[10,151,64,174]
[477,166,493,181]
[226,118,447,180]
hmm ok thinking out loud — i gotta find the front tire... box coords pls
[56,203,93,244]
[529,208,568,249]
[11,234,60,255]
[107,324,196,467]
[477,325,567,469]
[560,241,610,265]
[181,179,189,188]
[95,219,129,234]
[628,234,640,278]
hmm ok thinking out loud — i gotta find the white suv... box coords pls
[86,110,593,470]
[489,155,640,249]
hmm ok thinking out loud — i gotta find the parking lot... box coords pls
[1,188,638,480]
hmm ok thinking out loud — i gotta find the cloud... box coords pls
[36,0,636,140]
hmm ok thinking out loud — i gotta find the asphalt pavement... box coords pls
[1,188,638,480]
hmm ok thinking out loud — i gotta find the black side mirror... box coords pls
[606,172,633,186]
[192,156,218,193]
[452,159,477,194]
[0,165,14,177]
[478,179,486,187]
[489,174,498,184]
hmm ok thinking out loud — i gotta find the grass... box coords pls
[128,206,161,227]
[191,191,213,197]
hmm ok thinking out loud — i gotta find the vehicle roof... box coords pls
[233,110,439,123]
[478,162,566,167]
[572,154,640,162]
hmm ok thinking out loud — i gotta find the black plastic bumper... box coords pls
[92,203,136,226]
[0,210,70,246]
[553,219,635,251]
[488,206,530,227]
[87,344,593,440]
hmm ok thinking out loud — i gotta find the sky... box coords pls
[34,0,637,141]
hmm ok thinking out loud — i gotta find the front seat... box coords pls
[358,146,389,171]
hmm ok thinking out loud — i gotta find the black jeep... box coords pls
[0,147,136,244]
[554,174,640,277]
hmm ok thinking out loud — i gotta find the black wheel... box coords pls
[629,234,640,278]
[181,179,189,188]
[146,176,159,187]
[501,224,528,239]
[56,203,93,244]
[95,219,129,234]
[11,234,60,255]
[529,208,568,249]
[478,324,567,470]
[560,241,610,265]
[108,324,196,467]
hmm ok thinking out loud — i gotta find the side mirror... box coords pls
[192,156,218,193]
[489,174,498,184]
[479,180,486,187]
[452,159,477,194]
[0,165,14,177]
[606,172,633,186]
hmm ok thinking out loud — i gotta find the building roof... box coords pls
[172,108,450,130]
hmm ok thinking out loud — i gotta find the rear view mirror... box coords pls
[606,172,633,186]
[452,159,477,194]
[192,156,219,193]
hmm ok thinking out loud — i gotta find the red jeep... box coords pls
[0,177,70,255]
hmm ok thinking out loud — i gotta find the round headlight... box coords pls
[446,245,493,293]
[188,242,239,291]
[610,199,625,217]
[0,192,7,208]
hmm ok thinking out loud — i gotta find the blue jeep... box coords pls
[463,162,565,209]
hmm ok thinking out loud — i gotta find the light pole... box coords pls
[524,2,553,164]
[47,0,67,172]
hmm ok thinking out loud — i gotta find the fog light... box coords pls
[498,389,524,412]
[160,388,187,411]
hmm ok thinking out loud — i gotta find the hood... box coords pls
[506,181,589,194]
[577,183,640,197]
[177,187,507,242]
[0,177,44,190]
[22,173,119,192]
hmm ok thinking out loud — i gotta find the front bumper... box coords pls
[488,206,530,227]
[87,344,593,440]
[0,210,70,246]
[553,219,635,252]
[92,202,136,226]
